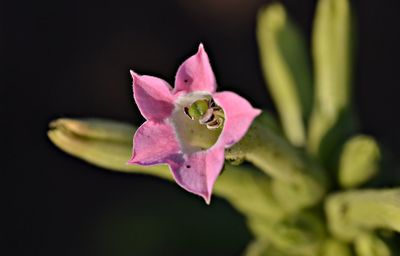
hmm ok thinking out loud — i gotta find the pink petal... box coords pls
[213,91,261,147]
[128,121,183,169]
[131,71,175,121]
[170,147,225,204]
[174,44,216,94]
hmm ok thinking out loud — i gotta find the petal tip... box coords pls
[203,195,211,205]
[127,157,137,165]
[198,43,205,52]
[130,70,138,78]
[127,151,140,165]
[254,108,262,117]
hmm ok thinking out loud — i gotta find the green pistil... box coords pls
[186,99,209,120]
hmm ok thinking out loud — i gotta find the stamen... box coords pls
[199,109,214,124]
[206,117,224,130]
[182,96,225,130]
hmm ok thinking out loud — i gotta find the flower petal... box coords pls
[131,71,175,121]
[128,121,183,169]
[170,147,225,204]
[174,44,216,93]
[213,91,261,147]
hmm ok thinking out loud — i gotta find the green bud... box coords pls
[48,118,170,177]
[339,135,381,188]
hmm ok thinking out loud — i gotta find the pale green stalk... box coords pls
[325,188,400,241]
[257,3,312,147]
[308,0,354,158]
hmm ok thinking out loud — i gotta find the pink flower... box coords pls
[128,44,261,203]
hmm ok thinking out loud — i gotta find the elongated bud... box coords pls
[308,0,355,163]
[339,135,381,188]
[257,3,311,147]
[48,118,171,178]
[325,188,400,241]
[48,118,283,220]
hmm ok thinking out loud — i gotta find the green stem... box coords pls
[226,114,328,209]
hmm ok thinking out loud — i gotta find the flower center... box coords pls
[183,97,224,130]
[171,92,225,153]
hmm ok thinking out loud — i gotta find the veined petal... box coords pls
[213,91,261,147]
[174,44,216,93]
[128,121,183,168]
[170,147,225,204]
[131,71,175,121]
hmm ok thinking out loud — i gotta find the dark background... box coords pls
[3,0,400,255]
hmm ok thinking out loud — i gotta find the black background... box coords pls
[3,0,400,255]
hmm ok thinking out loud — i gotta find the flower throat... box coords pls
[183,97,225,130]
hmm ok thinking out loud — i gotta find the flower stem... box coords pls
[226,113,328,209]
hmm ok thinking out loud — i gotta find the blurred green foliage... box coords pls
[48,0,400,255]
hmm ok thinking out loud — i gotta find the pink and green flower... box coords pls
[128,44,260,203]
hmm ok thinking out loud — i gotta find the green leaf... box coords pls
[308,0,354,160]
[257,3,312,147]
[339,135,381,188]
